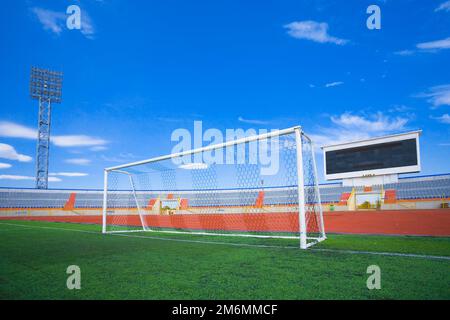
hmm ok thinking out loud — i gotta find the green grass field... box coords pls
[0,220,449,300]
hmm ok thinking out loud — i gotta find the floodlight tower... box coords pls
[29,67,63,189]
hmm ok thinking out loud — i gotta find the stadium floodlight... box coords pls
[29,66,63,189]
[102,126,326,249]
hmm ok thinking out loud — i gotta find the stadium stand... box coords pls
[0,173,449,210]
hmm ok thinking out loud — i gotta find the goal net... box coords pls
[102,126,326,249]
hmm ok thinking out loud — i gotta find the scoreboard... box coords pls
[322,131,421,181]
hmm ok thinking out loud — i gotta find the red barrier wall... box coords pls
[324,210,450,236]
[1,209,450,236]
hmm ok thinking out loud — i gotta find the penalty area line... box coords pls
[0,222,449,261]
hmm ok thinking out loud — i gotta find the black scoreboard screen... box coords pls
[325,138,418,175]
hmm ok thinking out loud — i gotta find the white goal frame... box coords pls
[102,126,326,249]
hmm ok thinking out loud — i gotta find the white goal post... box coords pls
[102,126,326,249]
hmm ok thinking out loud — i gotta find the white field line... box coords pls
[107,228,299,239]
[0,222,100,234]
[0,222,449,261]
[310,248,450,261]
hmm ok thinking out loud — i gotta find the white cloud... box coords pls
[0,163,12,169]
[431,114,450,124]
[0,175,34,181]
[435,1,450,12]
[90,146,108,151]
[310,112,410,148]
[309,130,372,149]
[417,37,450,50]
[0,175,61,182]
[417,84,450,108]
[0,121,108,148]
[238,117,269,125]
[396,36,450,55]
[0,121,36,139]
[284,21,348,45]
[0,144,32,162]
[101,153,136,163]
[31,7,66,35]
[49,172,89,177]
[80,10,95,39]
[394,49,415,56]
[52,135,108,147]
[65,158,91,165]
[179,163,208,170]
[31,6,95,39]
[388,105,412,113]
[325,81,344,88]
[330,113,408,132]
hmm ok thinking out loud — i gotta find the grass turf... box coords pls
[0,220,449,300]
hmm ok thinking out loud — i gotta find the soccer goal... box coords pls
[102,126,326,249]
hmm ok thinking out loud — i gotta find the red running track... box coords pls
[1,209,450,236]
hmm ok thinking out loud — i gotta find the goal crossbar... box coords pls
[105,126,301,172]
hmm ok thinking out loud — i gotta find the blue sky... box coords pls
[0,0,449,189]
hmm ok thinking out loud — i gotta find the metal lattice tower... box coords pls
[29,67,63,189]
